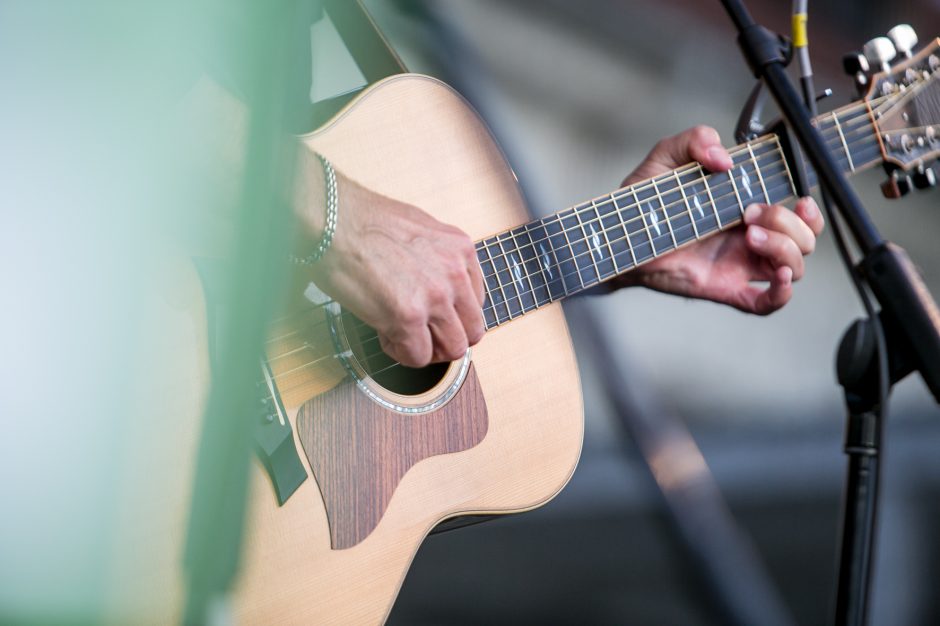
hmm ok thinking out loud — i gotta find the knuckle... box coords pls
[395,300,425,329]
[403,341,431,368]
[426,281,450,308]
[445,257,466,282]
[468,324,485,346]
[443,338,469,361]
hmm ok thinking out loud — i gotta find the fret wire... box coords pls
[558,211,587,290]
[611,193,639,267]
[272,98,896,380]
[701,166,722,228]
[483,178,796,315]
[478,175,795,308]
[674,170,700,239]
[476,109,881,288]
[746,142,770,203]
[521,222,556,304]
[276,170,798,372]
[478,156,790,286]
[595,199,621,273]
[832,112,855,172]
[266,98,886,379]
[777,136,798,197]
[577,203,605,281]
[633,187,659,257]
[726,162,745,216]
[652,177,678,249]
[606,137,776,223]
[530,221,567,299]
[482,241,513,323]
[506,228,543,309]
[546,214,575,296]
[497,233,529,314]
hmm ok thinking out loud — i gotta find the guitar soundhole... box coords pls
[344,314,449,396]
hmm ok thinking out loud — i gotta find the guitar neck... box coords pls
[474,99,882,329]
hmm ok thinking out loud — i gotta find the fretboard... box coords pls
[475,101,882,329]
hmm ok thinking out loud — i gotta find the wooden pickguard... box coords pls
[296,365,489,549]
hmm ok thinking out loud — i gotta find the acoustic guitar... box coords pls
[113,37,939,624]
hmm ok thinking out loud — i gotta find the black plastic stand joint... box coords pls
[844,411,878,457]
[737,25,791,78]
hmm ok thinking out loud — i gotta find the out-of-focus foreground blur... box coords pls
[2,1,939,624]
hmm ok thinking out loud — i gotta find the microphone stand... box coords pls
[717,1,940,625]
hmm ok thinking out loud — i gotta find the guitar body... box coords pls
[120,74,579,625]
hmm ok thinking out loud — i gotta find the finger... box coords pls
[744,204,817,255]
[683,125,734,172]
[649,125,733,172]
[795,196,825,236]
[466,253,486,307]
[380,326,433,368]
[734,266,794,315]
[428,309,470,363]
[746,224,806,280]
[453,274,486,347]
[625,126,732,185]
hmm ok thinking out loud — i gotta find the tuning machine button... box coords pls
[843,52,871,95]
[888,25,918,59]
[864,37,898,74]
[913,164,937,190]
[843,52,870,76]
[881,170,913,199]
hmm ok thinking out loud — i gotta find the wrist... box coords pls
[290,147,338,266]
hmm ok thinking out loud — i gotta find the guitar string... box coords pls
[264,142,778,345]
[268,157,793,354]
[467,110,882,288]
[264,98,890,373]
[265,125,880,358]
[264,170,801,385]
[268,144,888,387]
[264,96,888,335]
[263,90,906,346]
[258,89,926,402]
[264,88,929,393]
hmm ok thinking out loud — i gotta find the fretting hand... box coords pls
[614,126,825,314]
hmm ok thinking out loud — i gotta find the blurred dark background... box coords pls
[314,1,940,623]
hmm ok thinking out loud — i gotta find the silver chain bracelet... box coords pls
[291,153,338,266]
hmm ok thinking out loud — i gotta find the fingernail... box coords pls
[744,204,763,222]
[803,200,818,219]
[748,225,768,244]
[707,146,732,168]
[780,266,793,285]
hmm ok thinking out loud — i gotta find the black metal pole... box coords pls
[717,2,940,625]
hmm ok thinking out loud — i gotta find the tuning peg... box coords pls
[888,24,918,59]
[913,164,937,189]
[843,52,871,95]
[843,52,870,76]
[864,37,897,73]
[881,170,913,199]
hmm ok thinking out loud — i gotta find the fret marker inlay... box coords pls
[510,253,524,292]
[589,223,602,259]
[539,243,554,280]
[739,166,754,200]
[647,203,662,236]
